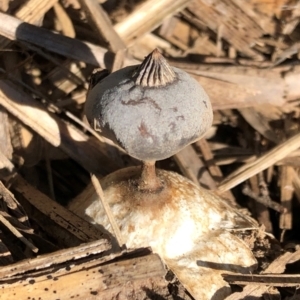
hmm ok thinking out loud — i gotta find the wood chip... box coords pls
[0,250,165,300]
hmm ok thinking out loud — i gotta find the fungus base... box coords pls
[69,167,257,300]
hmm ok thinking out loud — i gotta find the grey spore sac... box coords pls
[85,50,213,161]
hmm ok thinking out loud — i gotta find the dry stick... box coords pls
[0,214,38,253]
[0,238,113,279]
[279,166,294,241]
[223,273,300,287]
[174,145,216,189]
[291,168,300,203]
[0,181,30,228]
[248,175,273,232]
[44,144,56,201]
[242,185,285,213]
[53,2,75,38]
[225,249,300,300]
[256,169,276,232]
[196,139,224,181]
[0,12,112,68]
[111,49,127,73]
[0,149,15,174]
[115,0,193,46]
[0,0,59,49]
[90,174,125,249]
[78,0,126,72]
[195,139,235,203]
[79,0,126,52]
[218,132,300,192]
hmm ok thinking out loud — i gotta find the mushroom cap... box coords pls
[85,57,213,161]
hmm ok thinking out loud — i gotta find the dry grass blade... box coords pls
[0,181,30,227]
[273,42,300,67]
[291,168,300,203]
[0,12,108,68]
[218,132,300,192]
[0,239,13,266]
[0,107,13,162]
[53,2,75,38]
[91,174,126,249]
[248,175,273,232]
[14,0,58,23]
[280,166,294,232]
[0,214,38,253]
[0,0,59,49]
[0,150,15,176]
[78,0,126,52]
[115,0,193,45]
[176,64,286,110]
[111,49,127,72]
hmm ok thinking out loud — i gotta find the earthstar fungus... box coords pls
[85,49,213,191]
[70,49,257,300]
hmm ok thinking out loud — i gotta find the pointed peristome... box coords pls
[133,48,177,87]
